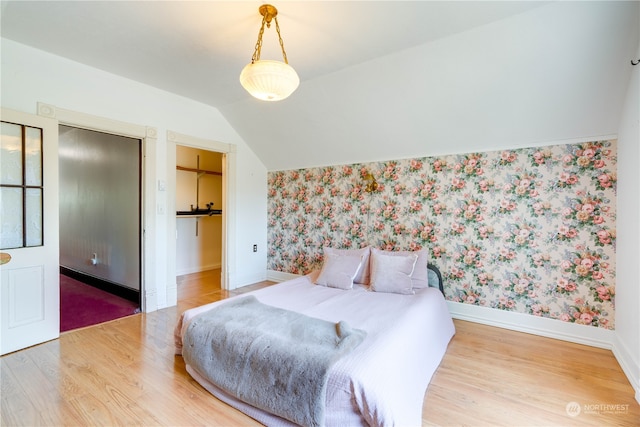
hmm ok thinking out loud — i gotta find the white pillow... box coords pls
[315,252,364,290]
[323,246,371,285]
[369,248,418,294]
[383,248,429,289]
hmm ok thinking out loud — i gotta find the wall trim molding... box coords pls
[234,270,269,289]
[447,301,613,349]
[176,263,222,277]
[167,130,236,291]
[612,334,640,404]
[266,269,301,283]
[38,102,158,313]
[37,102,152,138]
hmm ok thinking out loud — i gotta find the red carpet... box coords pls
[60,274,140,332]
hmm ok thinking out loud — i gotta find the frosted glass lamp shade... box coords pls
[240,60,300,101]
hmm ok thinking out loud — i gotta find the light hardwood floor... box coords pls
[1,269,638,426]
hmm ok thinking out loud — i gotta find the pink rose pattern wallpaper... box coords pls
[267,140,617,329]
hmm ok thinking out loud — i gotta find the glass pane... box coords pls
[1,122,23,185]
[25,188,42,247]
[25,126,42,186]
[0,187,23,249]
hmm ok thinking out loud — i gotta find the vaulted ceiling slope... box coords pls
[2,1,638,171]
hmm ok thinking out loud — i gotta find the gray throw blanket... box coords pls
[182,295,366,427]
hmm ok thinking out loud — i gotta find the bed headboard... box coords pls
[427,263,444,295]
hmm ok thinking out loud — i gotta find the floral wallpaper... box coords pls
[267,141,617,329]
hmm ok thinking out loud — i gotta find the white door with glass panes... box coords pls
[0,108,59,355]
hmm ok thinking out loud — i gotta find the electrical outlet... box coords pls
[253,244,257,252]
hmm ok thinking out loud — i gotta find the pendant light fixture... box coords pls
[240,4,299,101]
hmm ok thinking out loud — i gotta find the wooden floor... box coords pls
[2,269,638,426]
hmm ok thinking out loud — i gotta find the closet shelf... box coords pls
[177,209,222,218]
[176,214,222,218]
[176,165,222,176]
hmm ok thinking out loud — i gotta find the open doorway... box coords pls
[58,125,141,331]
[175,145,224,303]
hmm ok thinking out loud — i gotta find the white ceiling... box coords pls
[1,1,547,108]
[1,1,637,171]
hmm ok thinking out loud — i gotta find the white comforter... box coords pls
[175,272,455,427]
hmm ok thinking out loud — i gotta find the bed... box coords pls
[175,248,455,427]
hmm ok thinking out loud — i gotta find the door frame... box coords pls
[37,103,157,311]
[167,130,235,291]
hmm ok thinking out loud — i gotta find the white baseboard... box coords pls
[176,262,221,277]
[447,301,614,349]
[142,288,157,313]
[230,270,268,290]
[612,334,640,405]
[266,270,302,283]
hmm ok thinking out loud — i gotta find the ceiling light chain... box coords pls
[274,18,289,65]
[250,15,266,63]
[250,13,289,65]
[240,4,299,101]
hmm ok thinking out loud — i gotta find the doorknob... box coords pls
[0,253,11,265]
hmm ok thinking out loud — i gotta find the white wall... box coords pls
[1,38,268,310]
[176,216,223,275]
[614,39,640,403]
[223,1,638,171]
